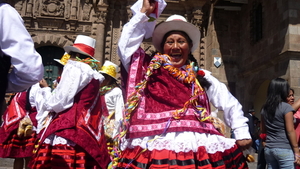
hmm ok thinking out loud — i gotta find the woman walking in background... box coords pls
[261,78,300,168]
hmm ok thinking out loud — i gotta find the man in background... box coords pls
[245,109,259,152]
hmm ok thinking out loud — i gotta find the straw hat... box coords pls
[152,14,200,53]
[54,52,70,66]
[99,60,119,81]
[64,35,96,58]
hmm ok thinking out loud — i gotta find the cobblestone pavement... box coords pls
[0,154,258,169]
[0,158,13,169]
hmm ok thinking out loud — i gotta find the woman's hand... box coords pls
[140,0,156,16]
[294,153,300,165]
[236,139,252,151]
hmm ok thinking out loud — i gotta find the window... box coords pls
[250,2,263,43]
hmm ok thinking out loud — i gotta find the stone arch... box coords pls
[245,71,272,118]
[253,79,270,118]
[31,34,74,48]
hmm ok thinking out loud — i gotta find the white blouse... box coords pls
[44,60,104,113]
[0,3,44,93]
[34,60,104,133]
[117,0,251,140]
[104,87,124,137]
[104,87,124,122]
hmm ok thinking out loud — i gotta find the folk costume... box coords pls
[29,35,110,169]
[99,60,125,168]
[294,110,300,146]
[100,60,124,139]
[0,83,42,158]
[295,110,300,169]
[116,0,251,168]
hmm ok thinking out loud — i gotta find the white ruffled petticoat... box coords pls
[121,131,236,154]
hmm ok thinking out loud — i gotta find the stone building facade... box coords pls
[5,0,300,132]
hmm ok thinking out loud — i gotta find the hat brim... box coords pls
[152,20,200,53]
[54,59,65,66]
[99,71,118,81]
[64,46,96,60]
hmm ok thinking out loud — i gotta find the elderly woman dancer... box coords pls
[115,0,252,168]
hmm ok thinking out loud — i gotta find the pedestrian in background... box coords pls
[261,78,300,168]
[256,110,266,169]
[246,109,259,151]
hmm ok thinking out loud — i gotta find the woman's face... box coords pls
[100,74,112,88]
[163,31,192,68]
[287,89,294,105]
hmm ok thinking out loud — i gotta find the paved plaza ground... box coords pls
[0,154,258,169]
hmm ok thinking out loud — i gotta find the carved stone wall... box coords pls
[7,0,208,66]
[6,0,300,139]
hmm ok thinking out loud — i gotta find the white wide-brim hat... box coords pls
[99,60,119,81]
[64,35,96,58]
[152,14,200,53]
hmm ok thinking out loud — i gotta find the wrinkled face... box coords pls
[287,89,294,105]
[163,31,192,68]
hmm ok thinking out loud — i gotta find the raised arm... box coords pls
[117,0,166,72]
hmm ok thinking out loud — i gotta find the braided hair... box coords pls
[188,53,211,90]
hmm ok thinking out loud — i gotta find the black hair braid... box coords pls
[189,53,211,90]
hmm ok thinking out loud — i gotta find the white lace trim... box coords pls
[121,131,236,154]
[67,60,104,82]
[44,134,76,146]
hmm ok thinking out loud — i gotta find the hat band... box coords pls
[73,43,95,57]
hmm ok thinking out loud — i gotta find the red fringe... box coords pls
[0,132,36,158]
[29,143,101,169]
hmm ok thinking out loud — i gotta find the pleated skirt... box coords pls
[117,132,248,169]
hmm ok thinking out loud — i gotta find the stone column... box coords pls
[191,9,204,67]
[26,0,33,16]
[70,0,78,19]
[93,5,108,62]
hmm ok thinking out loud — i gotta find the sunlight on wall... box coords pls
[254,80,270,119]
